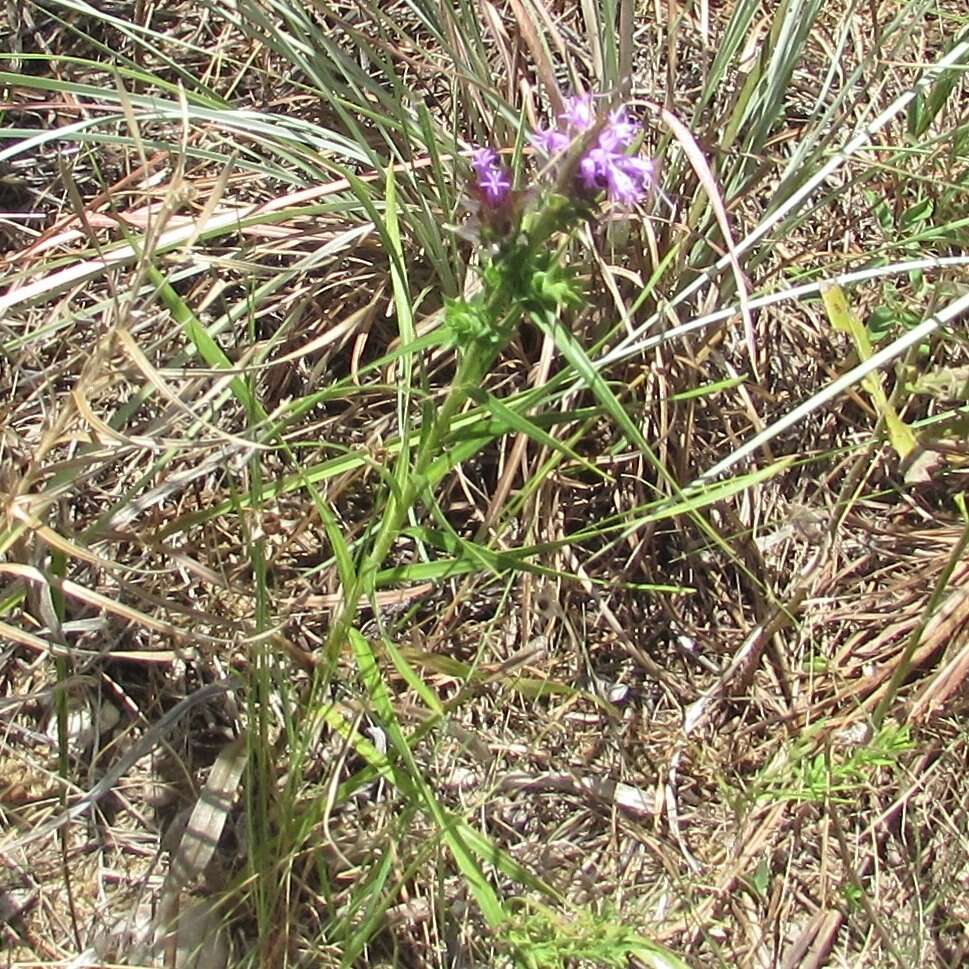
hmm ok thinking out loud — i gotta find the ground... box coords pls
[1,1,968,967]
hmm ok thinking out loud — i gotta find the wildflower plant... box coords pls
[310,102,664,941]
[444,93,653,357]
[323,92,654,682]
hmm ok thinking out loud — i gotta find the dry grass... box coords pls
[1,0,968,967]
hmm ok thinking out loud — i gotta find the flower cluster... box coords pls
[534,94,653,206]
[452,96,657,352]
[468,93,652,221]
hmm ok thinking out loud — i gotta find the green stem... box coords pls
[319,209,574,667]
[322,309,515,664]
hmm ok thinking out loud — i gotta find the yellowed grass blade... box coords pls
[9,502,122,570]
[0,562,200,645]
[72,388,162,450]
[820,282,917,459]
[180,154,236,254]
[0,618,79,657]
[508,0,564,115]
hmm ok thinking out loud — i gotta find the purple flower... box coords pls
[578,145,653,205]
[578,147,610,191]
[531,125,571,155]
[475,95,652,213]
[600,107,640,150]
[476,165,512,207]
[470,146,499,175]
[559,94,595,132]
[607,155,653,205]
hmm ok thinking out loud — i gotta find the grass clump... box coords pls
[1,1,968,967]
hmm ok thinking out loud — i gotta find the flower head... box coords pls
[528,95,651,206]
[559,94,595,133]
[476,164,512,207]
[468,145,513,207]
[470,146,499,176]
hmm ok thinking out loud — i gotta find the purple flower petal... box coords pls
[616,155,653,180]
[559,94,595,132]
[531,126,571,155]
[599,107,640,150]
[578,147,610,191]
[470,146,499,175]
[605,163,641,204]
[607,155,653,205]
[577,144,653,205]
[477,165,512,207]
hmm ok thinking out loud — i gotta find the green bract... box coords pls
[445,240,586,355]
[444,296,497,349]
[528,264,584,313]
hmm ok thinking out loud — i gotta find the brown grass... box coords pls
[1,0,968,967]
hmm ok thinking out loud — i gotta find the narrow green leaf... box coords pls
[467,388,608,481]
[347,629,507,926]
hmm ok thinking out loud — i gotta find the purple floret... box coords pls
[470,146,499,176]
[559,94,595,132]
[600,107,640,150]
[605,155,653,205]
[477,165,512,207]
[578,144,653,206]
[531,125,571,155]
[578,147,611,191]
